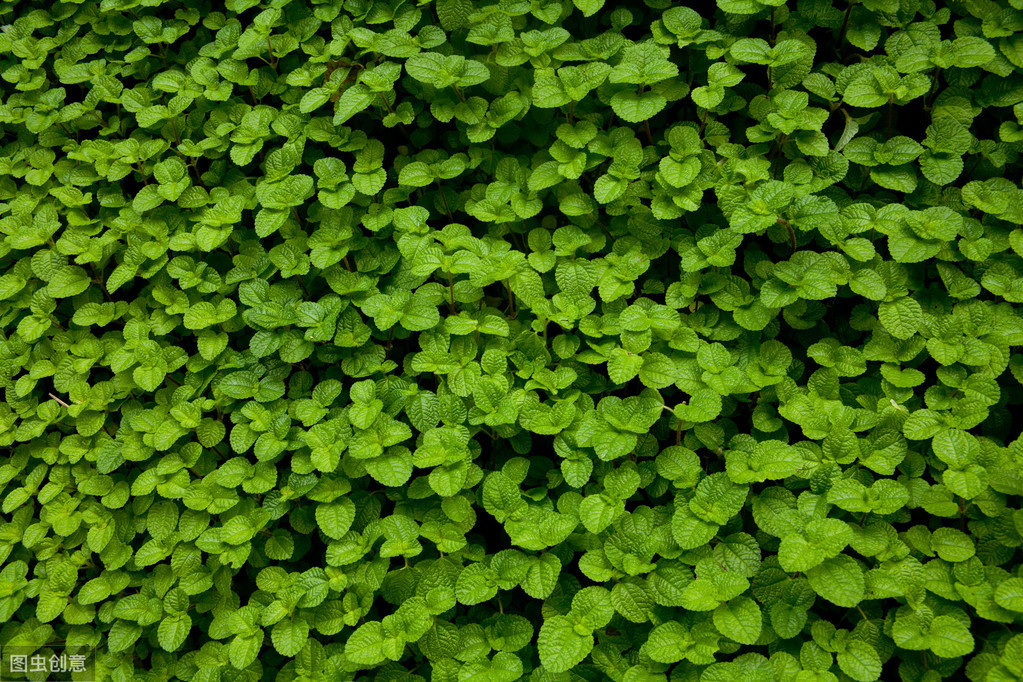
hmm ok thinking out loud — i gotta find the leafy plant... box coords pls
[1,0,1022,680]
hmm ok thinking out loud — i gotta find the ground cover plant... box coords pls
[1,0,1023,679]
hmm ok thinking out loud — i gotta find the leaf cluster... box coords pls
[1,0,1023,680]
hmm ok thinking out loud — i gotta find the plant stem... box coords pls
[49,393,70,408]
[770,135,787,179]
[505,280,516,317]
[435,180,454,221]
[838,1,853,50]
[886,95,893,138]
[447,271,456,315]
[924,67,942,109]
[777,217,797,252]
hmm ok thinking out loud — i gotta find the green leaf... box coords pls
[572,586,614,629]
[609,42,679,85]
[930,527,975,562]
[345,621,386,666]
[229,633,264,669]
[573,0,605,17]
[607,349,643,384]
[334,84,377,125]
[158,614,191,652]
[579,494,623,533]
[928,615,975,658]
[994,578,1023,612]
[878,296,922,340]
[315,499,356,540]
[610,90,668,123]
[538,615,593,673]
[713,596,762,644]
[806,555,865,607]
[645,621,694,663]
[47,267,91,298]
[456,562,499,605]
[521,554,561,599]
[437,0,473,30]
[837,640,882,682]
[271,618,309,657]
[398,161,434,188]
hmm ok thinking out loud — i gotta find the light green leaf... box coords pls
[837,640,882,682]
[538,615,593,673]
[878,296,922,340]
[158,614,191,652]
[271,618,309,658]
[806,555,864,607]
[713,596,762,644]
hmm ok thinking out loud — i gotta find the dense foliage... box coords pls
[2,0,1023,679]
